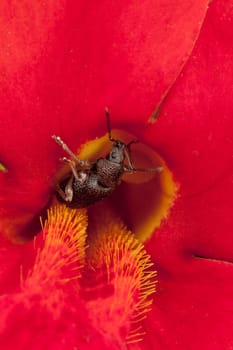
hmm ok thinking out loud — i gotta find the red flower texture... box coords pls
[0,0,233,349]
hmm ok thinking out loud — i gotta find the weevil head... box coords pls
[107,140,126,164]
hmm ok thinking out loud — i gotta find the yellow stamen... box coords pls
[22,204,88,315]
[83,205,157,345]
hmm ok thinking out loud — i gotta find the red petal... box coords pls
[0,237,35,294]
[143,1,233,349]
[145,0,233,261]
[141,260,233,350]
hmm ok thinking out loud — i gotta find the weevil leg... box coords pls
[124,140,139,170]
[61,157,87,183]
[52,135,91,169]
[124,141,163,173]
[123,165,163,173]
[56,176,74,202]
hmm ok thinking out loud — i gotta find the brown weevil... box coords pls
[52,109,162,208]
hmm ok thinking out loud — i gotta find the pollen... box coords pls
[81,204,157,345]
[22,204,88,315]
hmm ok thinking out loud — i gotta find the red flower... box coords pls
[0,0,233,349]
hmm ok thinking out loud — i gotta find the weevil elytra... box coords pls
[52,109,162,208]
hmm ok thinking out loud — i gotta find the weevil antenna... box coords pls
[105,107,116,142]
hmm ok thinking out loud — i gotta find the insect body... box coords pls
[52,109,162,208]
